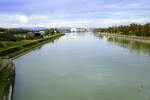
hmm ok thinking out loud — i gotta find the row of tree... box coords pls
[0,28,31,34]
[0,28,61,41]
[0,33,22,41]
[44,28,60,35]
[25,29,60,40]
[93,23,150,36]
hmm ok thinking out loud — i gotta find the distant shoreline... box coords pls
[97,33,150,44]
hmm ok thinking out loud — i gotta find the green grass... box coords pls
[0,62,12,100]
[0,59,2,69]
[0,40,34,52]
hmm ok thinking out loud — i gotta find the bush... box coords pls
[44,29,60,36]
[0,33,19,41]
[34,33,43,39]
[25,34,35,40]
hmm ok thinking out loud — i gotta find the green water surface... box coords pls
[13,32,150,100]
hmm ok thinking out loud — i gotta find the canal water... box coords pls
[13,32,150,100]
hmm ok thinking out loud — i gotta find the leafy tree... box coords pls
[44,29,60,36]
[0,33,20,41]
[93,23,150,36]
[26,34,35,40]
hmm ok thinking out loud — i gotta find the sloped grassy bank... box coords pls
[0,34,64,59]
[0,34,64,100]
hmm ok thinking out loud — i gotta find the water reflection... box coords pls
[33,36,62,51]
[93,33,150,56]
[108,37,150,56]
[107,37,150,56]
[13,32,150,100]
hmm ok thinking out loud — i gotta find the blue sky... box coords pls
[0,0,150,28]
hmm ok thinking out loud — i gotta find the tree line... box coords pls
[0,28,31,41]
[0,28,31,34]
[93,23,150,36]
[0,28,61,41]
[44,28,60,35]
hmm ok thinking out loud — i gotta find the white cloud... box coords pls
[0,13,29,24]
[16,15,29,23]
[0,13,149,28]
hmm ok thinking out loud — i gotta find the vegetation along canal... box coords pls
[13,32,150,100]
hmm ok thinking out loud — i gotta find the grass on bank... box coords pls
[0,59,2,69]
[0,62,12,100]
[0,40,35,52]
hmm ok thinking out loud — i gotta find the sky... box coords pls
[0,0,150,28]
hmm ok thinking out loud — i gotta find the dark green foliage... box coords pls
[25,34,35,40]
[0,33,21,41]
[0,28,6,32]
[44,29,60,35]
[34,33,43,38]
[93,23,150,36]
[2,28,30,34]
[25,33,43,40]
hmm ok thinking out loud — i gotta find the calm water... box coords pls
[13,32,150,100]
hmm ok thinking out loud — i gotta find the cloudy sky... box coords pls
[0,0,150,28]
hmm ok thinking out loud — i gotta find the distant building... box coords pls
[71,28,87,32]
[27,32,33,34]
[27,31,45,35]
[35,31,45,35]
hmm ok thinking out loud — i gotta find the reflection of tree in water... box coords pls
[107,37,150,56]
[48,36,60,43]
[92,32,104,39]
[33,36,61,51]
